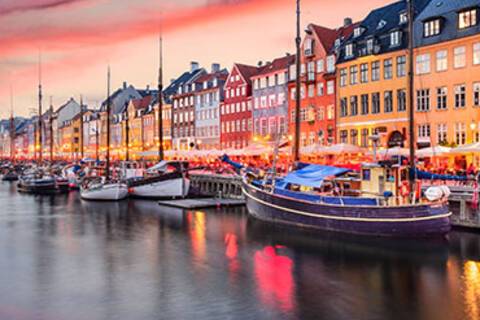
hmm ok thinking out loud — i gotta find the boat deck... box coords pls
[158,198,245,209]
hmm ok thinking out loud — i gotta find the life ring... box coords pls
[400,181,410,197]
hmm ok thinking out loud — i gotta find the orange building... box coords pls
[413,1,480,147]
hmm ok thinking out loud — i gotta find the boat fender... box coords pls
[425,186,448,202]
[400,181,409,197]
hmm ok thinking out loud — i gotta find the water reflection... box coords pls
[0,182,479,320]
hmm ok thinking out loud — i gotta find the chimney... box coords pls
[257,61,263,67]
[123,81,127,90]
[190,61,199,72]
[146,84,150,92]
[211,63,220,73]
[344,17,353,27]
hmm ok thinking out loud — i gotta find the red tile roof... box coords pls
[234,63,262,85]
[254,54,295,77]
[195,71,228,84]
[131,95,152,110]
[310,22,359,51]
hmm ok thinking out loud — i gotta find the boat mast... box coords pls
[293,0,301,163]
[125,102,129,162]
[80,95,84,160]
[49,97,54,162]
[106,66,111,181]
[38,51,43,163]
[407,0,416,199]
[9,85,14,162]
[157,35,164,161]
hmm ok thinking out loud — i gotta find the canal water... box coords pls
[0,182,479,320]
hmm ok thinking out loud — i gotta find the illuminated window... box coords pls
[424,19,441,37]
[416,54,431,74]
[458,9,477,29]
[437,123,447,144]
[436,50,448,71]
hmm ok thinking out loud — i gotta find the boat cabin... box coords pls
[360,161,409,198]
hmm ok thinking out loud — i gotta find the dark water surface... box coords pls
[0,182,479,320]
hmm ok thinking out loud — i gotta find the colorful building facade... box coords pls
[221,63,257,149]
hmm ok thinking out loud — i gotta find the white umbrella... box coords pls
[451,142,480,154]
[321,143,363,155]
[300,143,326,155]
[416,146,452,157]
[371,147,410,158]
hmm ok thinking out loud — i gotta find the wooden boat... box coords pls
[80,177,128,201]
[128,161,190,199]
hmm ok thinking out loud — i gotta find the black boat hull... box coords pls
[242,180,451,237]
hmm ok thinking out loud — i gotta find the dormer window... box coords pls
[334,39,341,48]
[203,81,208,90]
[304,38,314,56]
[345,44,354,58]
[390,31,401,47]
[213,78,218,87]
[377,19,387,30]
[399,12,408,24]
[367,39,374,53]
[458,8,477,29]
[424,19,441,37]
[353,27,364,38]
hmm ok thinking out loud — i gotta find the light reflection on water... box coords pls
[0,182,479,320]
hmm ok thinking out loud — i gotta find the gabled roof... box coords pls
[131,95,153,110]
[254,55,295,77]
[195,69,229,84]
[233,63,262,85]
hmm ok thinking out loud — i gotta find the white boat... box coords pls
[80,177,129,201]
[128,161,190,199]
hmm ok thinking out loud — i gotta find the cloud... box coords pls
[0,0,89,16]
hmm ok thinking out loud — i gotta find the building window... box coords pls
[436,50,448,72]
[396,55,406,77]
[350,96,358,116]
[397,89,406,112]
[458,9,477,29]
[304,38,314,56]
[361,128,369,147]
[371,61,380,81]
[437,123,447,144]
[340,68,347,87]
[384,59,393,79]
[474,83,480,107]
[360,63,368,83]
[454,84,466,108]
[350,129,358,145]
[345,44,354,58]
[416,54,431,74]
[454,46,466,68]
[350,66,358,85]
[367,39,374,53]
[418,124,431,139]
[340,130,348,143]
[326,55,335,73]
[437,87,448,110]
[390,31,401,47]
[372,92,380,114]
[327,81,335,95]
[308,84,315,98]
[361,94,369,115]
[424,19,441,37]
[455,122,466,145]
[317,59,324,73]
[340,98,348,117]
[307,61,315,81]
[400,12,408,24]
[317,83,325,96]
[384,91,393,113]
[417,89,430,112]
[474,43,480,65]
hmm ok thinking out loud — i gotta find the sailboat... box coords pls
[80,67,128,201]
[225,0,452,237]
[127,36,191,199]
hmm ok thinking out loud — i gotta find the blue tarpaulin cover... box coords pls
[280,164,350,189]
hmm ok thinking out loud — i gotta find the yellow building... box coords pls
[413,2,480,147]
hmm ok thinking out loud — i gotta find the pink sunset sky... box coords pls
[0,0,391,118]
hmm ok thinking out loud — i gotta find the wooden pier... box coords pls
[190,173,244,200]
[448,191,480,230]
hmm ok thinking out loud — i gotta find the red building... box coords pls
[221,63,260,149]
[288,20,356,148]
